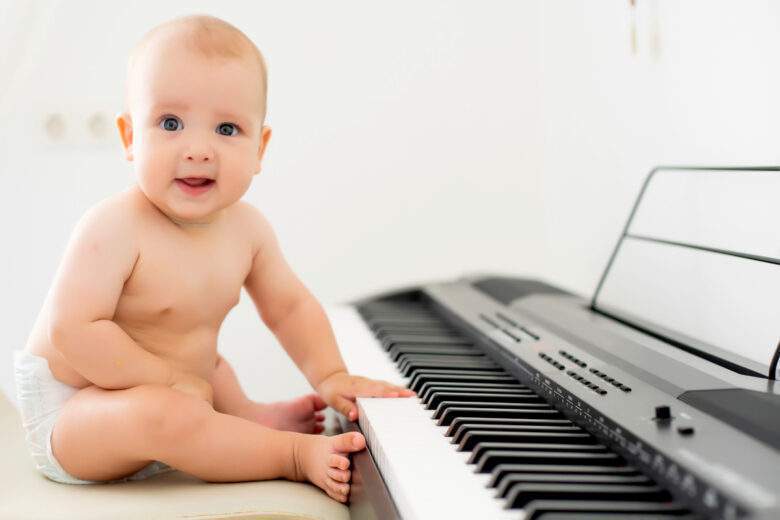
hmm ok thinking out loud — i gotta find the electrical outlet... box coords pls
[41,109,117,148]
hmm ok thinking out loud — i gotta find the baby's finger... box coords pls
[365,380,397,397]
[396,386,416,397]
[333,395,357,421]
[374,380,413,396]
[315,412,326,421]
[377,382,412,398]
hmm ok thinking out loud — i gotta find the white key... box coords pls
[356,398,520,520]
[326,305,408,387]
[328,305,520,520]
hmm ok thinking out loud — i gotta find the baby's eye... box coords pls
[160,116,182,132]
[217,123,239,137]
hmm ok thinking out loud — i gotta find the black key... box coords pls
[389,345,481,361]
[398,354,495,366]
[534,514,697,520]
[451,423,581,445]
[475,451,623,473]
[446,417,573,438]
[382,330,464,346]
[381,334,473,349]
[368,318,444,330]
[420,383,530,400]
[495,473,653,499]
[398,355,493,373]
[504,483,671,509]
[470,444,609,466]
[418,382,528,399]
[376,326,456,336]
[410,372,517,392]
[394,346,482,357]
[426,392,545,409]
[406,362,503,378]
[458,431,595,451]
[524,500,693,519]
[359,299,430,309]
[488,464,642,489]
[423,386,533,403]
[434,401,552,421]
[438,407,564,426]
[362,310,437,321]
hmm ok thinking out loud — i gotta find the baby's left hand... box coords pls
[316,372,416,421]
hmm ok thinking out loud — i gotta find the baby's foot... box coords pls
[242,393,327,433]
[294,431,366,503]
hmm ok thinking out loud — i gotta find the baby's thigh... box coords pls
[52,383,207,482]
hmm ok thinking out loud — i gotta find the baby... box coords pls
[13,14,413,503]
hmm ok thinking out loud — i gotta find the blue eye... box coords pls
[158,116,239,136]
[217,123,239,137]
[160,116,181,132]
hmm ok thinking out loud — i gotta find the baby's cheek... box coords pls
[219,171,254,202]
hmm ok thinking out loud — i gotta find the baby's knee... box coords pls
[129,384,213,445]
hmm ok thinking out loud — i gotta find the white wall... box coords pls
[1,1,778,407]
[535,0,780,295]
[0,0,544,405]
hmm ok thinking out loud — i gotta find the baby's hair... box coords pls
[125,14,268,123]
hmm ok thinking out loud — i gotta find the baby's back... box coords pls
[27,185,256,388]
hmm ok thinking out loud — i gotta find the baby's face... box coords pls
[117,42,270,226]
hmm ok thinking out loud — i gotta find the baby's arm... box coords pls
[242,206,348,393]
[242,205,412,420]
[47,201,177,389]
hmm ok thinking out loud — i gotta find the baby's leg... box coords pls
[52,383,363,488]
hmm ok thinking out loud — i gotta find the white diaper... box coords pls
[12,349,175,484]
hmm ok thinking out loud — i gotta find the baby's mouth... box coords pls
[178,177,215,187]
[175,177,216,196]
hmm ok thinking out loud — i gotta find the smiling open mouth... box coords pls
[175,178,215,195]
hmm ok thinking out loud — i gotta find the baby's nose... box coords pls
[183,142,215,162]
[186,150,212,162]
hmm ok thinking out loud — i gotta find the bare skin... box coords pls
[27,189,350,499]
[238,394,328,435]
[24,16,411,503]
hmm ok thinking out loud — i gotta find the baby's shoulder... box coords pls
[230,200,277,250]
[74,187,141,236]
[231,200,272,232]
[60,188,141,268]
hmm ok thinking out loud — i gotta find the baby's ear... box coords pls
[115,112,134,161]
[254,125,272,175]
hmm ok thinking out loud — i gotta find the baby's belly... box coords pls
[27,314,219,389]
[120,321,220,382]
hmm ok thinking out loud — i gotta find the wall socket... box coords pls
[41,109,118,148]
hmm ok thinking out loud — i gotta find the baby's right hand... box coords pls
[169,370,214,406]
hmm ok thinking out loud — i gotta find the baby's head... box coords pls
[116,14,271,227]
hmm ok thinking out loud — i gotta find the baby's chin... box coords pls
[166,212,216,227]
[145,193,222,227]
[163,200,224,225]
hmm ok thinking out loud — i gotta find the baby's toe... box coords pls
[311,394,328,411]
[327,467,351,483]
[329,454,350,470]
[326,478,349,502]
[329,478,350,496]
[325,486,345,502]
[332,432,365,454]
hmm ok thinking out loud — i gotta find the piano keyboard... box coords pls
[329,301,699,519]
